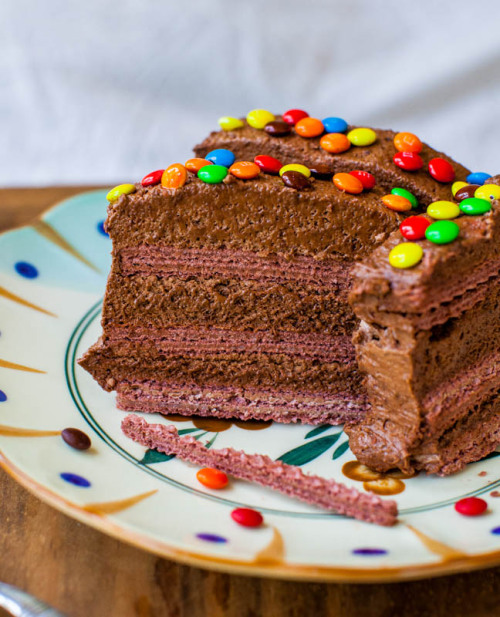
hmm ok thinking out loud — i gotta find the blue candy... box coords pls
[322,117,348,134]
[205,148,235,167]
[466,172,490,186]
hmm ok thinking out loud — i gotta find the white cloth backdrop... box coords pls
[1,0,500,186]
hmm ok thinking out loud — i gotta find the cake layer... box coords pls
[194,122,470,205]
[116,381,368,425]
[122,416,398,525]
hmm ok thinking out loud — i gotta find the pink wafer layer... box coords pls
[122,415,398,526]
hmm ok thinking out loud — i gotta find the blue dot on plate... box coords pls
[196,532,228,544]
[352,548,388,556]
[0,390,6,403]
[205,148,235,167]
[60,472,91,488]
[491,527,500,535]
[97,220,109,236]
[14,262,38,279]
[322,116,348,134]
[466,172,490,186]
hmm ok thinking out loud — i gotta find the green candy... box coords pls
[459,197,491,216]
[198,164,228,184]
[425,220,460,245]
[391,187,418,209]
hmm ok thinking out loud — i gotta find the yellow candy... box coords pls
[427,200,460,220]
[452,181,468,197]
[474,184,500,202]
[218,116,244,131]
[246,109,275,129]
[347,128,377,147]
[279,163,311,178]
[389,242,423,269]
[106,183,136,203]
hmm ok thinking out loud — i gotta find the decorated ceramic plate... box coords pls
[0,190,499,582]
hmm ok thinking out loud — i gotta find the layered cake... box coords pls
[80,109,500,483]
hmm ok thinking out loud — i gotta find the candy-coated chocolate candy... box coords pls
[161,164,187,189]
[264,120,291,137]
[61,428,91,451]
[391,187,418,208]
[466,172,490,186]
[279,163,311,178]
[247,109,275,129]
[425,220,460,244]
[281,170,311,190]
[333,172,363,194]
[455,184,480,202]
[322,117,348,133]
[428,158,455,183]
[347,128,377,147]
[320,133,351,154]
[426,200,460,220]
[393,132,423,153]
[106,183,136,202]
[349,170,376,190]
[459,197,492,216]
[452,181,468,196]
[218,116,244,131]
[388,242,423,269]
[475,183,500,202]
[231,507,263,528]
[254,154,283,175]
[197,164,228,184]
[309,164,334,180]
[381,194,413,212]
[295,117,324,138]
[196,467,229,489]
[399,216,430,241]
[393,151,423,171]
[141,169,164,187]
[205,148,236,167]
[229,161,260,180]
[282,108,309,125]
[185,158,213,173]
[455,497,488,516]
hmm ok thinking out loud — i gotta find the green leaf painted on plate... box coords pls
[277,433,342,466]
[177,428,201,436]
[332,440,350,460]
[304,425,333,440]
[204,432,219,449]
[140,449,175,465]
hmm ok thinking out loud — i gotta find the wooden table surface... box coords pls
[0,186,499,617]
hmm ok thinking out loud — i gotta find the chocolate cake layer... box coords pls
[194,121,470,205]
[122,415,398,525]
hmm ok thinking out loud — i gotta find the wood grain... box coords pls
[0,186,499,617]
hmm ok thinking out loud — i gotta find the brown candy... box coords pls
[309,164,334,180]
[264,121,292,137]
[455,184,480,202]
[62,427,92,451]
[281,170,311,190]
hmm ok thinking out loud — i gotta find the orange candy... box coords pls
[196,467,229,489]
[381,194,413,212]
[229,161,261,180]
[161,163,187,189]
[333,172,364,194]
[320,133,351,154]
[295,117,324,138]
[393,132,423,154]
[185,158,212,173]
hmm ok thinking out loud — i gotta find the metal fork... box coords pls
[0,583,66,617]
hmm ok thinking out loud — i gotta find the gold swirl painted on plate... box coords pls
[0,285,56,317]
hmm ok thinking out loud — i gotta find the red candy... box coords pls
[349,170,376,190]
[231,507,263,528]
[282,109,309,126]
[141,169,164,187]
[454,497,488,516]
[254,154,283,175]
[399,215,431,241]
[428,157,455,183]
[393,152,424,171]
